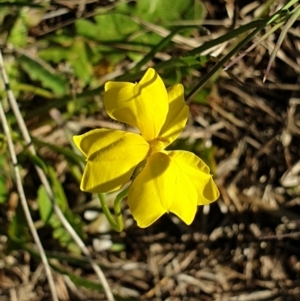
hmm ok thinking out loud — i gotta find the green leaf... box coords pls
[179,55,210,67]
[37,185,53,224]
[37,179,84,255]
[0,154,8,204]
[130,31,163,49]
[45,32,74,46]
[75,19,98,40]
[183,0,205,21]
[15,83,55,98]
[19,55,69,96]
[6,202,29,253]
[52,216,83,255]
[26,152,48,173]
[46,214,81,255]
[95,14,140,41]
[135,0,192,23]
[48,166,69,212]
[38,46,70,63]
[68,38,92,85]
[76,14,140,41]
[0,179,7,204]
[193,87,211,105]
[7,16,27,47]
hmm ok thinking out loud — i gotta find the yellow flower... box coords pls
[73,68,219,228]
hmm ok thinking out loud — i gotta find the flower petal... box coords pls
[128,152,198,228]
[103,68,168,141]
[73,129,150,193]
[159,84,189,148]
[167,151,220,205]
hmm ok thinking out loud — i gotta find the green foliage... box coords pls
[134,0,193,23]
[19,55,69,96]
[77,14,140,42]
[7,15,28,47]
[6,202,29,253]
[38,185,53,223]
[38,46,70,64]
[68,38,93,85]
[37,167,85,255]
[0,154,8,204]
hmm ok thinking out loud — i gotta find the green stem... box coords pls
[98,186,130,232]
[98,193,118,231]
[113,186,130,231]
[258,0,277,18]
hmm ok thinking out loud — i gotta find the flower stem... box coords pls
[98,186,130,232]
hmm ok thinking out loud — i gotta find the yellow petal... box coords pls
[158,84,189,148]
[167,151,220,205]
[73,129,149,193]
[128,152,198,228]
[103,68,168,141]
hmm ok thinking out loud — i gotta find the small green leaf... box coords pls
[135,0,192,23]
[52,223,81,255]
[76,14,140,41]
[37,181,84,255]
[193,88,211,105]
[15,83,54,98]
[37,186,53,224]
[179,55,210,67]
[26,152,48,173]
[182,0,206,21]
[6,202,29,253]
[19,55,69,96]
[110,243,125,252]
[75,19,98,40]
[48,167,69,212]
[7,16,27,47]
[0,154,8,204]
[38,46,70,63]
[68,38,92,85]
[0,179,7,204]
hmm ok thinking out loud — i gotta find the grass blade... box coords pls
[264,4,300,82]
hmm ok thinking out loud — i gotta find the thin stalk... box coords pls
[264,4,300,81]
[133,27,181,71]
[114,186,129,230]
[224,18,287,70]
[0,50,115,301]
[0,104,59,301]
[258,0,279,18]
[98,193,120,231]
[98,186,129,232]
[186,3,296,101]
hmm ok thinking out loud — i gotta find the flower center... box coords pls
[149,137,168,155]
